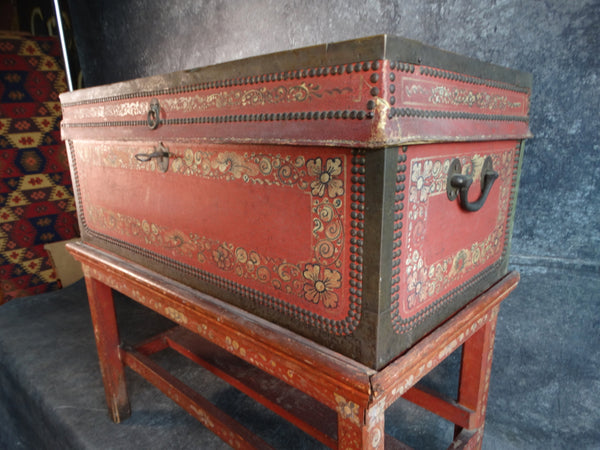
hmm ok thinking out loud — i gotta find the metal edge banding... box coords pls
[501,141,525,271]
[375,147,402,366]
[356,146,394,366]
[62,111,529,129]
[67,141,362,338]
[65,140,86,233]
[60,35,530,107]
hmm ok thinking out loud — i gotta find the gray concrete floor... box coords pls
[0,263,598,449]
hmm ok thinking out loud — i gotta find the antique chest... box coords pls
[60,35,531,369]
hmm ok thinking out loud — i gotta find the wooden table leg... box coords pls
[454,308,500,448]
[85,275,131,423]
[337,398,385,449]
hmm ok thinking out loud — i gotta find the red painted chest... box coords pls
[60,35,531,369]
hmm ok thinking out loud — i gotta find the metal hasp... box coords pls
[135,143,170,173]
[447,156,498,212]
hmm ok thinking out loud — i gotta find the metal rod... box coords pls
[52,0,74,91]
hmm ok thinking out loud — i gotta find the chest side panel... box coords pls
[391,140,521,334]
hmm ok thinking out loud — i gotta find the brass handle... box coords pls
[147,98,161,129]
[446,156,498,212]
[135,143,170,173]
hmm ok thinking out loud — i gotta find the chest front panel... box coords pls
[70,140,366,336]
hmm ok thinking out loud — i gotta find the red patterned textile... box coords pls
[0,32,78,303]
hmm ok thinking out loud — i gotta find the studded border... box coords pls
[62,109,369,130]
[347,150,367,334]
[386,108,529,122]
[390,146,407,326]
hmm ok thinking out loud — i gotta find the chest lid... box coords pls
[60,35,532,147]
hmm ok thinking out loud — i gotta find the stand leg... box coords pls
[85,275,131,422]
[454,311,499,448]
[337,397,385,449]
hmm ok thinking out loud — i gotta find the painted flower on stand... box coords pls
[307,157,344,198]
[303,264,341,308]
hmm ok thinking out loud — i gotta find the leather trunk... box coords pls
[60,35,531,369]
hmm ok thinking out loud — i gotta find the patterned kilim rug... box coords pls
[0,32,79,303]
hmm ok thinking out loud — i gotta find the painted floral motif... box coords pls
[68,82,323,120]
[409,158,449,203]
[307,157,344,198]
[302,264,341,308]
[428,86,522,110]
[312,200,344,267]
[161,82,322,112]
[212,243,236,271]
[404,81,523,112]
[211,151,259,179]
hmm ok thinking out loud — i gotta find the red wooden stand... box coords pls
[68,242,519,449]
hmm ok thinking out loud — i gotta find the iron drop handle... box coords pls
[135,142,170,173]
[446,156,498,212]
